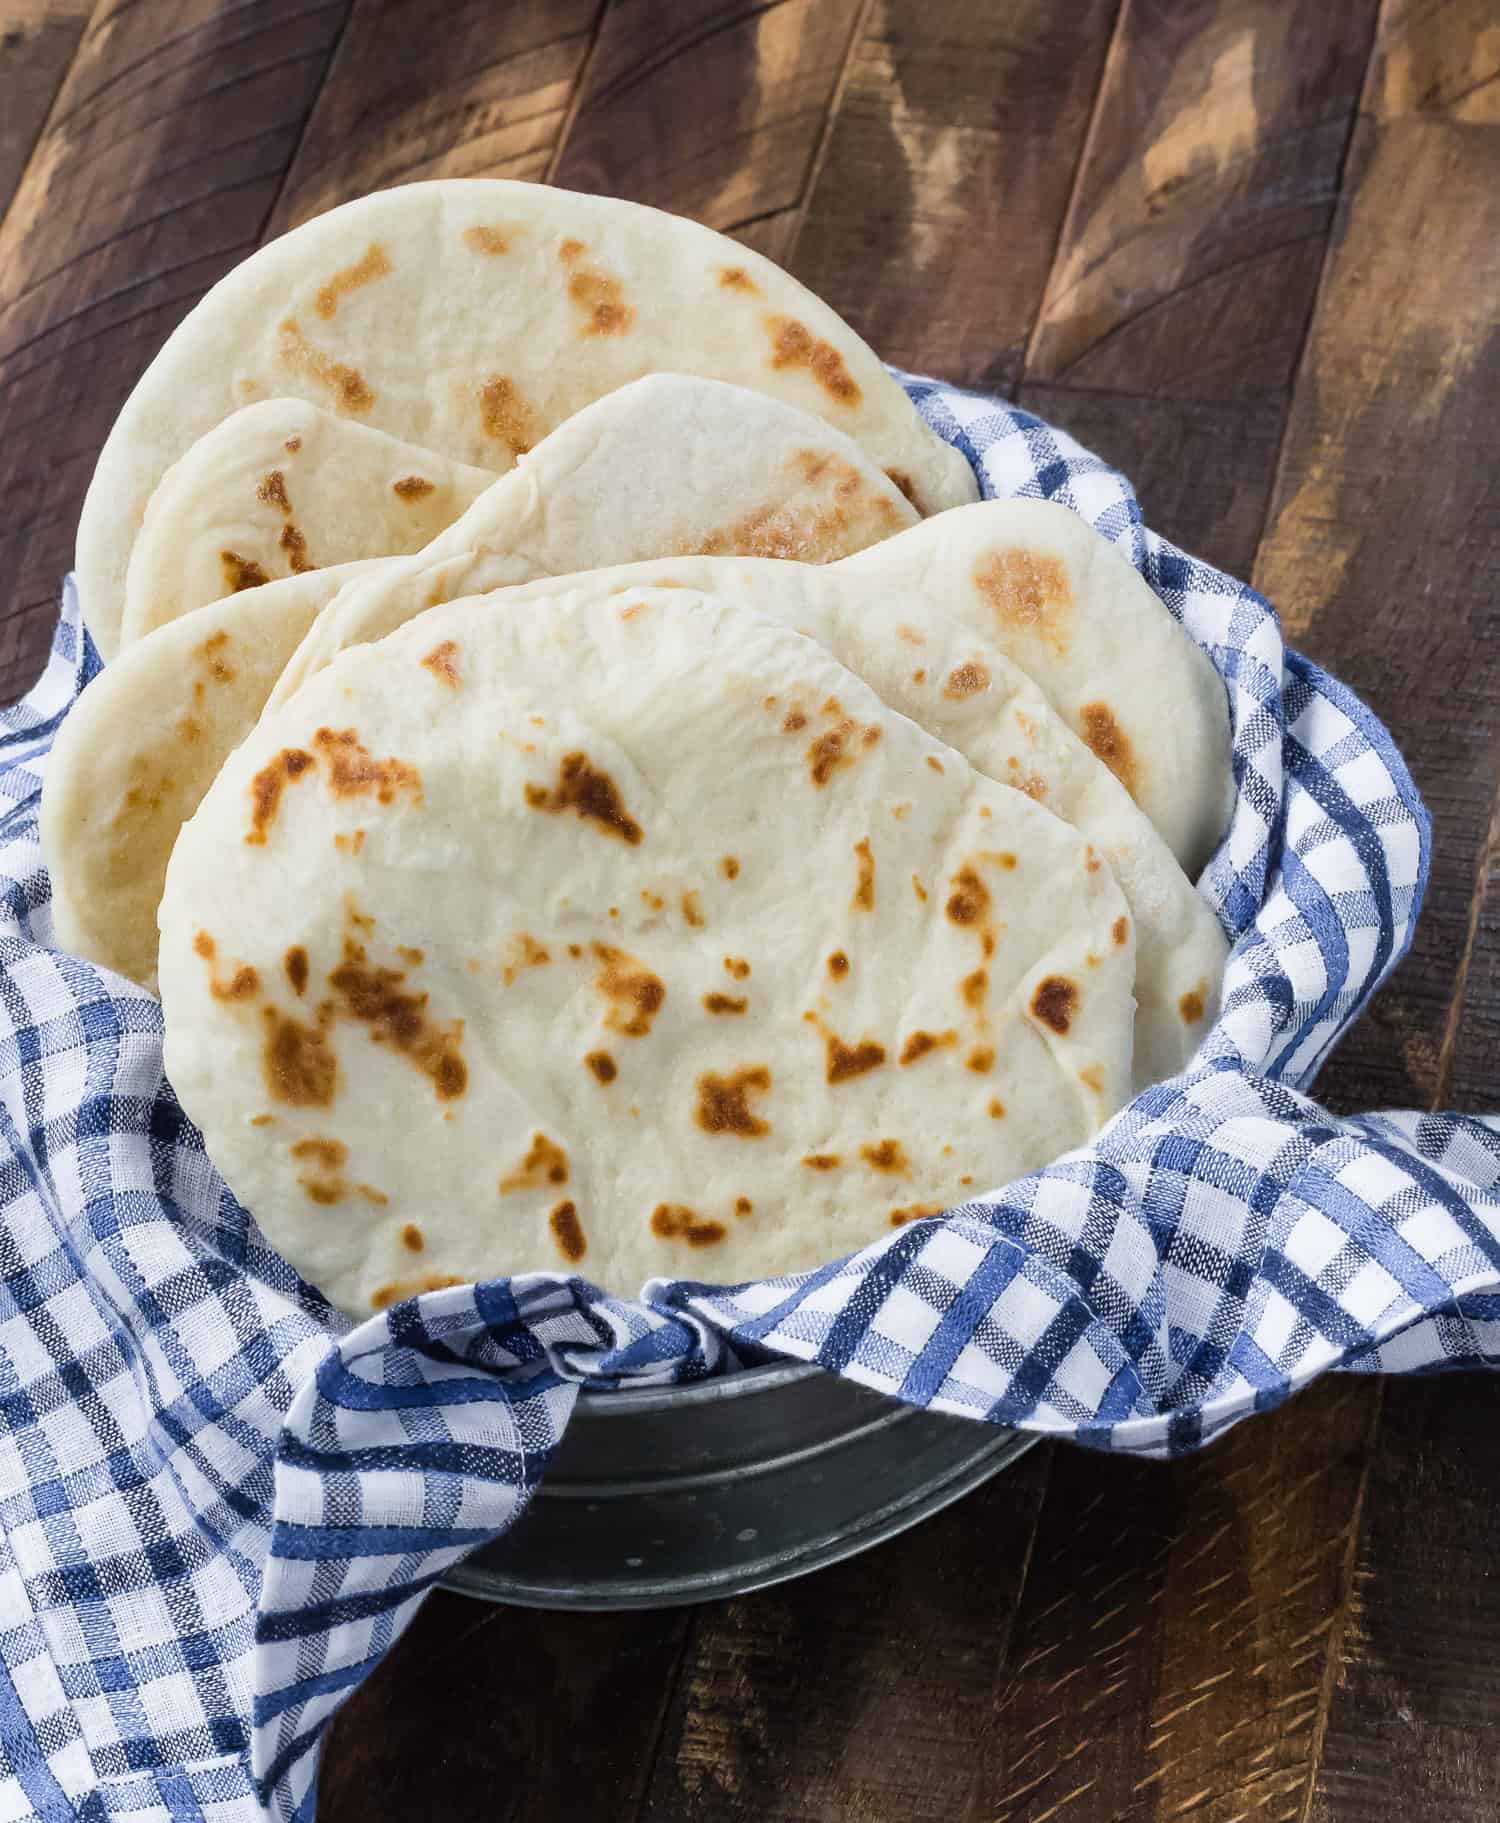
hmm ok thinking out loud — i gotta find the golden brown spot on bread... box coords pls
[1080,702,1138,795]
[899,1028,957,1065]
[397,946,425,967]
[735,1196,753,1217]
[246,749,315,844]
[703,993,747,1016]
[766,315,860,405]
[1180,980,1210,1024]
[525,752,642,845]
[195,628,235,683]
[498,1132,570,1195]
[500,933,549,986]
[290,1136,347,1170]
[193,931,215,960]
[911,874,928,903]
[681,890,704,928]
[334,829,366,856]
[890,1203,944,1228]
[478,375,537,456]
[250,1113,274,1127]
[721,855,739,880]
[641,890,665,912]
[176,716,202,744]
[886,469,919,507]
[852,836,876,911]
[392,475,435,501]
[256,469,290,512]
[783,708,808,733]
[974,548,1072,654]
[558,239,635,336]
[961,967,988,1010]
[421,640,461,687]
[946,865,990,927]
[718,265,758,292]
[695,1066,772,1137]
[1031,976,1079,1035]
[911,669,927,685]
[221,551,269,593]
[329,946,467,1101]
[284,436,302,453]
[988,1097,1006,1119]
[802,1153,841,1171]
[584,1049,617,1084]
[822,1027,887,1085]
[966,1045,995,1073]
[943,661,991,700]
[808,716,882,788]
[400,1223,424,1252]
[723,956,751,980]
[827,950,849,978]
[592,944,665,1038]
[279,523,314,574]
[314,242,392,319]
[463,224,511,256]
[926,755,944,774]
[313,728,422,809]
[550,1201,587,1264]
[261,1007,338,1108]
[1079,1063,1106,1094]
[650,1204,726,1247]
[357,1184,388,1205]
[277,319,374,413]
[370,1273,466,1310]
[207,963,257,1002]
[896,625,925,646]
[285,947,309,996]
[300,1178,345,1206]
[1113,915,1130,947]
[860,1139,909,1176]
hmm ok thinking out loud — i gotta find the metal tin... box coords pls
[446,1363,1033,1610]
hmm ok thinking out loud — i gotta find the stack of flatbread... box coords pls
[43,180,1234,1316]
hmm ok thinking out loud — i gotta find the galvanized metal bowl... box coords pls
[446,1362,1034,1610]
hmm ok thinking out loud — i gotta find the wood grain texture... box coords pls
[962,1378,1382,1823]
[1253,115,1500,1116]
[1027,0,1379,398]
[782,0,1120,387]
[639,1448,1051,1821]
[550,0,866,266]
[268,0,605,233]
[0,0,91,219]
[1366,0,1500,122]
[0,0,354,702]
[1309,1378,1500,1823]
[317,1590,692,1821]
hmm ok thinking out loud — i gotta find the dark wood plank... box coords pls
[1017,385,1284,579]
[268,0,606,233]
[963,1379,1382,1823]
[0,0,91,220]
[1309,1379,1500,1823]
[782,0,1121,388]
[1252,113,1500,1116]
[1026,0,1378,399]
[639,1446,1051,1821]
[548,0,867,268]
[318,1590,693,1821]
[1365,0,1500,122]
[0,0,355,703]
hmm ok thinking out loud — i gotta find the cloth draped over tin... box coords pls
[1,384,1498,1823]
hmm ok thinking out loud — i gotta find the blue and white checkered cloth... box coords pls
[1,382,1497,1821]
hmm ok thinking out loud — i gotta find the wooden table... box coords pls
[3,1,1498,1817]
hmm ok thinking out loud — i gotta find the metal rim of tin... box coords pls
[445,1361,1036,1611]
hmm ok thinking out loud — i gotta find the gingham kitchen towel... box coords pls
[0,384,1497,1822]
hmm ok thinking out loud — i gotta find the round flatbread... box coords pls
[78,180,976,657]
[158,586,1135,1311]
[121,399,494,644]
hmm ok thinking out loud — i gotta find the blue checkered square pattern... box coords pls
[0,383,1494,1820]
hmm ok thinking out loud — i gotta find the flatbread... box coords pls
[837,501,1234,878]
[453,556,1228,1088]
[77,179,977,657]
[158,586,1135,1311]
[42,566,379,990]
[121,399,494,644]
[270,374,919,708]
[281,498,1234,879]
